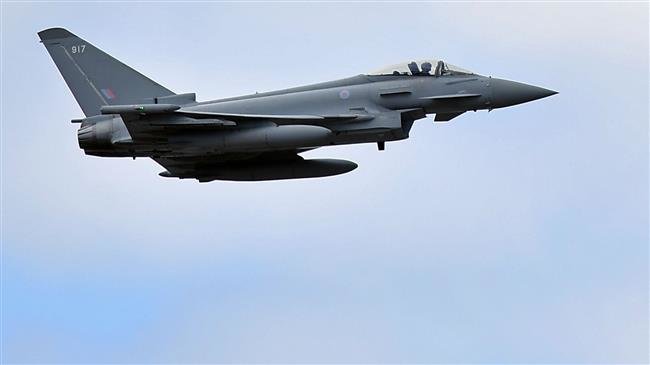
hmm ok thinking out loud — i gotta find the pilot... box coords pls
[420,62,432,75]
[408,61,420,75]
[434,60,445,76]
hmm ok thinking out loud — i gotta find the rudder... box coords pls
[38,27,174,116]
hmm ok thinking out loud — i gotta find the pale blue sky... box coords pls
[1,2,648,363]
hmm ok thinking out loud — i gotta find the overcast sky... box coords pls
[1,2,648,363]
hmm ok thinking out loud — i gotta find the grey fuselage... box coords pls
[85,74,496,158]
[39,27,556,181]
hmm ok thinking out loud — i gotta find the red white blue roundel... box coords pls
[100,88,116,100]
[339,89,350,100]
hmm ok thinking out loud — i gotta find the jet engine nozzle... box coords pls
[77,120,113,149]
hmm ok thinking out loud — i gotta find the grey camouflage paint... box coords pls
[39,28,556,182]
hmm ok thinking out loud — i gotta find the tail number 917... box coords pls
[71,45,86,54]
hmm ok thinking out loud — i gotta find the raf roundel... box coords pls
[339,89,350,100]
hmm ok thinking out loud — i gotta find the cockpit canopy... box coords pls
[368,59,473,76]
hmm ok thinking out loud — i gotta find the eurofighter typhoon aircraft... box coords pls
[39,28,557,182]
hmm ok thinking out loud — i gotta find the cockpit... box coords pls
[368,59,473,77]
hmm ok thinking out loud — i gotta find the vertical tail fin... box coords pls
[38,27,174,116]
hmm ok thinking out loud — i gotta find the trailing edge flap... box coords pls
[435,112,465,122]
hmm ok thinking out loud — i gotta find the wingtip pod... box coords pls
[38,27,75,41]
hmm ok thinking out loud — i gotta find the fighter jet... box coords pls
[39,28,557,182]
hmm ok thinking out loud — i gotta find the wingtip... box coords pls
[38,27,75,41]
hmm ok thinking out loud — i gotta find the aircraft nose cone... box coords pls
[490,78,557,108]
